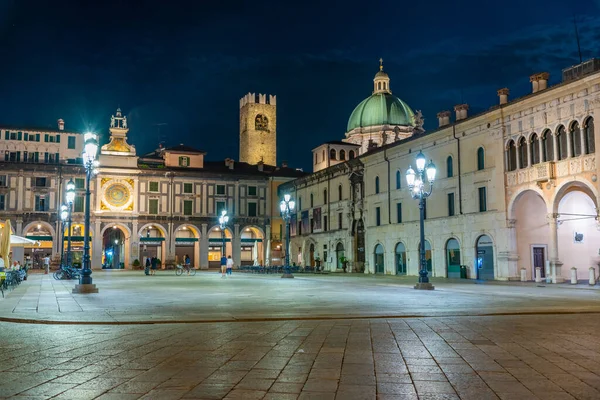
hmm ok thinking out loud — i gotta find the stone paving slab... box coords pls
[1,314,600,399]
[2,272,600,324]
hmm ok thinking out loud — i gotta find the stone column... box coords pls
[234,182,240,216]
[526,140,532,167]
[580,126,586,156]
[200,223,209,269]
[538,137,544,162]
[566,129,573,158]
[166,221,175,265]
[131,220,139,268]
[515,142,521,170]
[265,224,271,265]
[552,133,559,161]
[547,213,564,283]
[201,183,207,216]
[233,223,241,267]
[92,220,102,269]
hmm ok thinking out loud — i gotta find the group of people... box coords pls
[144,256,160,275]
[0,254,23,272]
[221,255,234,277]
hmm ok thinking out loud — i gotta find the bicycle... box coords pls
[176,264,196,276]
[53,265,80,280]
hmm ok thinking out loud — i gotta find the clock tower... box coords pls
[239,93,277,166]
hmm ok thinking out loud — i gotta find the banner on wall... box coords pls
[313,208,321,230]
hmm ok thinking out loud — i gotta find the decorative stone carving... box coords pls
[507,172,517,186]
[556,161,569,177]
[569,159,581,174]
[583,155,596,171]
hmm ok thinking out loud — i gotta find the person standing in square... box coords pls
[220,255,227,277]
[226,255,234,276]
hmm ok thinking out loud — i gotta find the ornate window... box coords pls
[584,117,595,154]
[255,114,269,131]
[349,150,355,159]
[506,140,516,171]
[542,129,553,162]
[557,125,568,160]
[530,133,540,165]
[330,149,336,160]
[339,149,346,160]
[518,137,527,169]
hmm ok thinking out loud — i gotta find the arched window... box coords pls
[557,125,568,160]
[570,121,581,157]
[255,114,269,131]
[314,153,318,165]
[330,149,336,160]
[339,149,346,160]
[542,129,553,162]
[506,140,516,171]
[446,156,453,177]
[375,176,380,194]
[477,147,485,170]
[338,184,343,201]
[349,150,355,160]
[377,82,381,90]
[518,137,527,169]
[323,189,327,204]
[584,117,595,154]
[310,193,313,208]
[530,133,540,165]
[383,82,387,90]
[395,170,401,189]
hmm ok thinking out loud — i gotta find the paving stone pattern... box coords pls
[2,314,600,399]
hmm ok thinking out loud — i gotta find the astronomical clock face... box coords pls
[101,178,134,212]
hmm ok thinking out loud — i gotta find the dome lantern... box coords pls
[373,58,391,94]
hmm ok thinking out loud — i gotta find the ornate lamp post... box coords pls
[65,179,75,267]
[75,132,99,293]
[280,194,296,279]
[406,151,436,290]
[60,205,68,267]
[218,210,229,259]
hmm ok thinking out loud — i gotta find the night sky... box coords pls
[0,0,598,171]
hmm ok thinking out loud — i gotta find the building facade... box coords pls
[0,99,304,270]
[282,59,600,282]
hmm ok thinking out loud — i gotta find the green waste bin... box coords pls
[460,265,467,279]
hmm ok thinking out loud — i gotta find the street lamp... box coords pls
[218,209,229,259]
[65,179,75,267]
[280,193,296,279]
[406,151,436,290]
[60,204,68,267]
[77,132,99,291]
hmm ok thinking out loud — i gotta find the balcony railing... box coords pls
[506,154,595,187]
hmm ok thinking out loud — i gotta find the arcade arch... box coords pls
[175,224,200,268]
[240,226,265,266]
[101,224,131,269]
[208,225,233,268]
[138,224,167,269]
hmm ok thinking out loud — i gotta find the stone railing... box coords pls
[506,155,596,187]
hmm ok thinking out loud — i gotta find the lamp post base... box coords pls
[72,284,99,294]
[414,282,435,290]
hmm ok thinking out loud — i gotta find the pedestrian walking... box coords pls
[226,255,233,276]
[43,254,50,274]
[145,257,150,275]
[185,255,191,275]
[220,254,227,277]
[151,257,158,275]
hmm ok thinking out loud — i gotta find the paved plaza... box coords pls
[1,272,600,399]
[1,271,600,323]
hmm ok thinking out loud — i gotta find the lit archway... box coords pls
[241,226,264,266]
[208,225,233,268]
[395,242,406,275]
[335,242,345,270]
[175,224,200,268]
[446,238,461,278]
[101,224,131,269]
[374,243,384,274]
[476,235,495,280]
[22,221,54,269]
[63,222,93,269]
[138,224,167,269]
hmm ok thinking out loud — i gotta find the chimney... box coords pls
[497,88,509,105]
[257,160,264,172]
[57,119,65,131]
[454,104,469,121]
[530,72,549,93]
[229,159,234,170]
[436,111,451,127]
[281,160,288,168]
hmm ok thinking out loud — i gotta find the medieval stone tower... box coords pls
[239,93,277,166]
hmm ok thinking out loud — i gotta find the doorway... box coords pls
[532,246,546,278]
[476,235,495,280]
[374,244,384,274]
[395,242,407,275]
[446,238,461,278]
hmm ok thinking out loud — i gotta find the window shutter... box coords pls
[44,134,49,142]
[36,134,40,142]
[17,131,22,140]
[56,135,60,143]
[4,131,8,140]
[55,153,59,163]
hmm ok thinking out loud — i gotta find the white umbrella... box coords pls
[252,244,259,266]
[265,239,271,267]
[10,235,39,246]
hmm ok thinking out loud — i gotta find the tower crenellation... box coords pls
[239,92,277,166]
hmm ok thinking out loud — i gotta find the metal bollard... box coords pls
[589,267,596,286]
[535,267,542,283]
[571,267,577,284]
[520,268,527,282]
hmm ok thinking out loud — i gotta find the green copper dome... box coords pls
[346,92,415,133]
